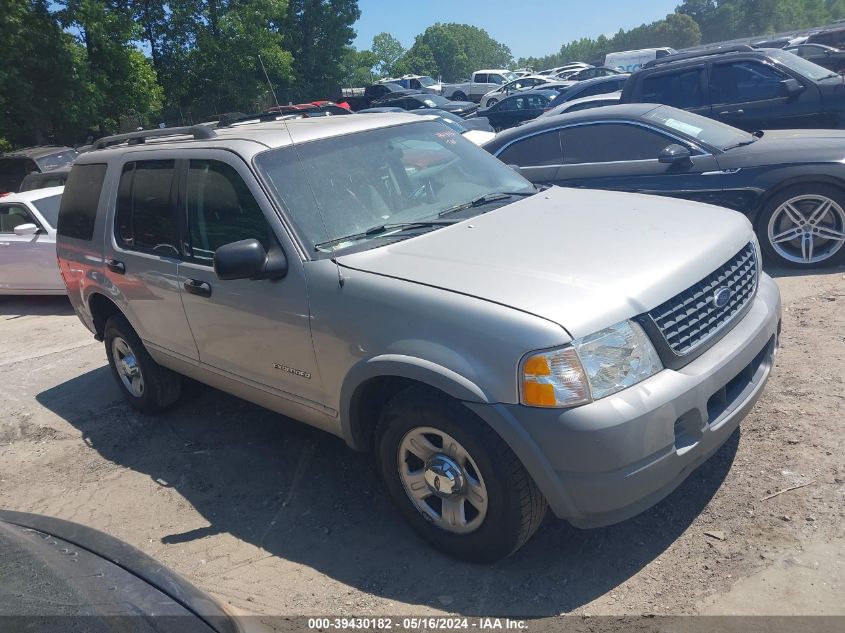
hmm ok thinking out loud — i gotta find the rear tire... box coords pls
[757,184,845,268]
[376,386,546,563]
[104,314,181,414]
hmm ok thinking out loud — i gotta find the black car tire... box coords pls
[487,98,498,107]
[452,91,467,101]
[376,386,547,563]
[757,183,845,268]
[104,314,181,414]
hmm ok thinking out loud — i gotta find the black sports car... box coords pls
[484,103,845,268]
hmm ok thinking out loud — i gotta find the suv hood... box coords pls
[337,187,753,339]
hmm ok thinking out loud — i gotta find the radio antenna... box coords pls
[259,54,282,111]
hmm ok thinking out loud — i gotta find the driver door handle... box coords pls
[184,279,212,298]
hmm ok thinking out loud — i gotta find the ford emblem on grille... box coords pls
[713,287,732,308]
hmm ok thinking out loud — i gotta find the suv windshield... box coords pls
[644,105,755,150]
[769,49,839,80]
[255,121,533,254]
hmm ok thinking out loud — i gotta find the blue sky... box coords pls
[353,0,681,59]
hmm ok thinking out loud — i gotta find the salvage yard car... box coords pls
[441,69,518,102]
[621,45,845,131]
[56,116,781,562]
[0,186,65,295]
[485,104,845,268]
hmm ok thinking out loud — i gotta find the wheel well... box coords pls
[88,293,122,340]
[348,376,453,452]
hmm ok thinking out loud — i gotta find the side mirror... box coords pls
[658,144,692,165]
[779,78,804,98]
[213,239,288,281]
[13,223,39,236]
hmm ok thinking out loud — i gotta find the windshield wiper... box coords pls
[438,191,536,218]
[314,219,457,251]
[722,138,758,151]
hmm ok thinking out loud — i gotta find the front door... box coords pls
[0,203,60,292]
[552,122,723,206]
[175,154,323,405]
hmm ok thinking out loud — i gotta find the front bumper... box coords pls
[466,273,781,528]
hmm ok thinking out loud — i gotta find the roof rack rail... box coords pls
[91,125,216,151]
[643,45,754,69]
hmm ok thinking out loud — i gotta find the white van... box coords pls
[605,47,676,73]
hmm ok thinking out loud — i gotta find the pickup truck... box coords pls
[441,69,519,102]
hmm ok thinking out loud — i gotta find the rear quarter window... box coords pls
[57,163,108,240]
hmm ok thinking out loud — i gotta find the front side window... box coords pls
[710,61,788,104]
[498,131,562,166]
[488,74,504,85]
[115,160,178,255]
[641,68,704,108]
[255,121,533,255]
[522,94,548,109]
[185,160,273,263]
[560,123,674,164]
[0,204,36,233]
[497,97,518,111]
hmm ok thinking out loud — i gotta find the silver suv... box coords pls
[56,115,782,562]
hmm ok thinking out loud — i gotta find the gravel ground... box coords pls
[0,265,843,618]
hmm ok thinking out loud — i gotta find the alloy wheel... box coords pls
[768,194,845,265]
[397,426,488,534]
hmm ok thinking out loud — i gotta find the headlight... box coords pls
[521,320,662,408]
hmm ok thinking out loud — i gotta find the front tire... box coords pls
[757,184,845,268]
[376,387,546,563]
[452,91,467,101]
[487,98,498,107]
[104,314,181,414]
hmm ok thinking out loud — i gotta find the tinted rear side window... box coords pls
[57,163,108,240]
[114,160,178,255]
[498,131,563,166]
[560,124,672,163]
[641,69,704,108]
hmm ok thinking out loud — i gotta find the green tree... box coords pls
[0,0,94,145]
[283,0,361,101]
[338,46,378,86]
[653,12,702,48]
[402,23,512,82]
[371,32,405,76]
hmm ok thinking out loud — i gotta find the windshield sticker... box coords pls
[663,118,704,138]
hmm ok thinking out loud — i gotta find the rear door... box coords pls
[550,122,723,205]
[175,153,322,403]
[107,157,198,361]
[636,65,711,119]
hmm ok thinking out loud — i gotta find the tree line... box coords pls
[4,0,845,150]
[1,0,360,149]
[519,0,845,70]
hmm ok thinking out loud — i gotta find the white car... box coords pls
[538,91,623,118]
[479,75,552,108]
[0,186,65,295]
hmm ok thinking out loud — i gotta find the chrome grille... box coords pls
[649,243,758,356]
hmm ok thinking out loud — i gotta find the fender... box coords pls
[339,354,492,450]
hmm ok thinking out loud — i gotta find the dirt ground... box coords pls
[0,265,843,618]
